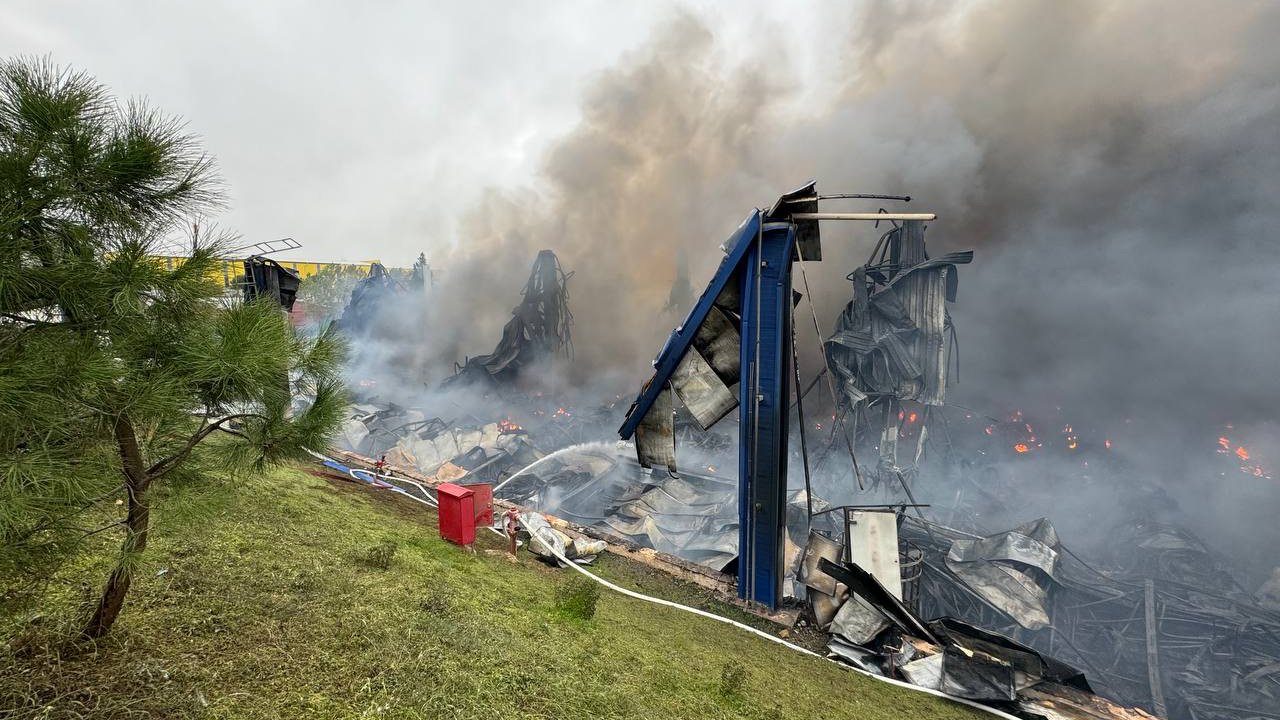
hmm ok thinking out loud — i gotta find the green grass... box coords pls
[0,463,986,720]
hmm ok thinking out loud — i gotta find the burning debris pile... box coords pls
[793,510,1280,720]
[335,249,584,488]
[444,249,573,389]
[320,182,1276,720]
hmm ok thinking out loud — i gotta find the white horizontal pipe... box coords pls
[790,212,937,221]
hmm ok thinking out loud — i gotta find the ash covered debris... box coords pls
[495,444,741,570]
[444,249,573,389]
[337,400,551,491]
[800,510,1280,720]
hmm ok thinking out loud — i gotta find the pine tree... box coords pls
[0,57,347,638]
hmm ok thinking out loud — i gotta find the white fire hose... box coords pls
[303,447,1017,718]
[518,515,1022,720]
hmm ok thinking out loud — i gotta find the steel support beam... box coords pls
[737,222,796,609]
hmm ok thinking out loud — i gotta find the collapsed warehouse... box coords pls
[328,189,1279,720]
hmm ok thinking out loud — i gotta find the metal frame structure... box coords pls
[619,183,935,610]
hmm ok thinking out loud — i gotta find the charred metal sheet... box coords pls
[671,347,736,430]
[949,519,1061,579]
[944,519,1061,630]
[243,255,301,311]
[929,617,1091,692]
[635,384,676,471]
[945,557,1052,630]
[900,653,944,689]
[819,557,940,645]
[939,646,1016,702]
[830,595,892,645]
[444,249,573,388]
[827,637,885,674]
[811,589,843,630]
[824,222,972,412]
[847,509,903,599]
[766,180,821,261]
[800,531,846,596]
[496,446,744,573]
[691,304,741,383]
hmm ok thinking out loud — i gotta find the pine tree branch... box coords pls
[11,483,126,544]
[146,413,261,480]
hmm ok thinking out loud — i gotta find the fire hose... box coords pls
[302,448,1018,718]
[517,515,1022,720]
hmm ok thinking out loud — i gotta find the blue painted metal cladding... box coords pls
[618,210,762,440]
[737,222,796,609]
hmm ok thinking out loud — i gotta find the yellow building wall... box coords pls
[150,256,398,288]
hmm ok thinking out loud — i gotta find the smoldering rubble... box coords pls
[324,219,1278,720]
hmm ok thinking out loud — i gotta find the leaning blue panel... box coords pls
[617,209,761,444]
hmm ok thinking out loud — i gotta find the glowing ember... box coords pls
[1217,430,1270,479]
[984,426,994,435]
[1068,439,1078,450]
[553,407,571,418]
[498,418,523,434]
[908,412,918,424]
[1014,443,1030,454]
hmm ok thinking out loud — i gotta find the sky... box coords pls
[1,0,834,265]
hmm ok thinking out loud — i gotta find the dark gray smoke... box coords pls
[418,2,1279,577]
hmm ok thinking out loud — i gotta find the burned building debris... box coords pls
[338,403,544,485]
[314,184,1274,720]
[334,261,410,333]
[824,220,973,487]
[242,255,302,311]
[444,249,573,389]
[791,509,1280,720]
[495,445,741,571]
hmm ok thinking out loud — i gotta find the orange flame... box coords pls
[1014,443,1030,454]
[1236,446,1250,461]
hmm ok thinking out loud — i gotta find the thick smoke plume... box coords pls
[418,2,1279,577]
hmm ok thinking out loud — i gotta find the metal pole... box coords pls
[790,213,937,221]
[791,324,814,526]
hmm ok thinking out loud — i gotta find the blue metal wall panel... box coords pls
[737,222,796,609]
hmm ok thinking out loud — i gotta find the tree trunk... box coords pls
[82,416,151,640]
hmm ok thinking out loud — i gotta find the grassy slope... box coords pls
[1,464,985,720]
